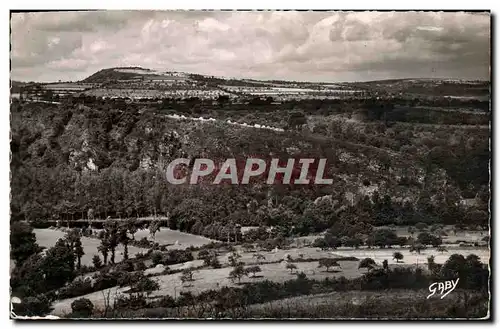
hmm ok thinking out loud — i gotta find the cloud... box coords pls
[10,10,490,82]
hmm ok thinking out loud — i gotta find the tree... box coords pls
[252,253,266,265]
[97,238,109,266]
[149,220,161,240]
[92,254,102,269]
[242,243,254,253]
[74,238,85,269]
[126,218,138,240]
[415,222,428,231]
[118,226,130,260]
[228,251,242,267]
[318,258,340,272]
[441,254,467,280]
[42,238,76,291]
[358,258,377,271]
[368,229,399,248]
[407,226,416,236]
[409,243,426,254]
[436,246,448,253]
[103,221,120,264]
[344,236,363,249]
[229,263,246,283]
[417,232,442,247]
[393,251,404,263]
[245,265,262,278]
[180,268,195,286]
[382,259,389,271]
[71,298,94,318]
[287,111,307,130]
[203,252,221,268]
[427,255,438,274]
[286,263,298,273]
[10,222,42,266]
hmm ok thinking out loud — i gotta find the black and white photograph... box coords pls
[9,9,491,320]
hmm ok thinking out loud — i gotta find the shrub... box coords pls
[92,255,102,269]
[70,298,94,318]
[132,277,160,293]
[58,278,94,300]
[115,293,147,310]
[13,295,52,316]
[151,251,163,266]
[116,260,135,272]
[134,261,147,271]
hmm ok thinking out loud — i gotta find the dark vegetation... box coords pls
[10,73,490,319]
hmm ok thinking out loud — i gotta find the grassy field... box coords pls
[51,259,361,316]
[133,228,215,249]
[332,247,490,265]
[44,228,490,316]
[34,229,148,266]
[246,289,488,318]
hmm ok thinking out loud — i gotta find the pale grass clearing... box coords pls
[34,229,148,266]
[332,247,490,265]
[51,259,361,316]
[133,228,215,249]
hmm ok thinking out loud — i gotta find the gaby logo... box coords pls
[427,278,459,299]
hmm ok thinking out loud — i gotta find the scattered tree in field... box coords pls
[286,263,297,273]
[118,227,130,260]
[92,254,102,269]
[101,221,120,264]
[417,232,442,247]
[410,243,426,254]
[358,258,377,271]
[382,259,389,270]
[74,238,85,269]
[126,218,138,240]
[252,253,266,264]
[149,220,161,240]
[97,239,109,265]
[427,255,437,274]
[229,263,246,283]
[242,243,254,253]
[202,252,221,268]
[393,251,404,263]
[228,251,242,267]
[180,268,195,286]
[245,265,262,278]
[415,222,428,231]
[437,246,448,253]
[318,258,340,272]
[10,222,42,266]
[134,277,160,294]
[71,298,94,318]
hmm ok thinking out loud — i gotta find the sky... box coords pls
[10,10,491,83]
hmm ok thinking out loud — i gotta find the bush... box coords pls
[151,251,163,266]
[117,271,144,287]
[115,293,147,310]
[132,277,160,293]
[70,298,94,318]
[134,261,147,271]
[116,260,135,272]
[58,278,94,300]
[12,295,52,317]
[92,255,102,269]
